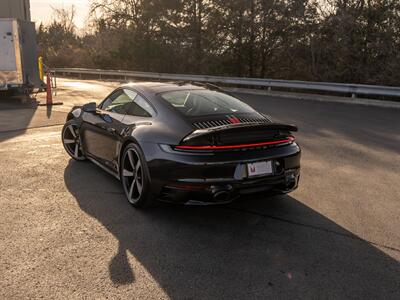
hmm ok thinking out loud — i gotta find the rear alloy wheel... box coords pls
[62,121,86,161]
[121,144,154,208]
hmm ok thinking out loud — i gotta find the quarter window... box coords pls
[126,94,155,117]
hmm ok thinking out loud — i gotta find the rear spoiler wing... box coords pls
[183,123,298,142]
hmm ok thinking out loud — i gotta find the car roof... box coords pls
[121,81,205,95]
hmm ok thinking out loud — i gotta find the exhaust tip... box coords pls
[213,190,231,202]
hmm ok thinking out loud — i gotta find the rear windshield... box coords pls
[160,90,255,116]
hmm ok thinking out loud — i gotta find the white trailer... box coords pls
[0,0,31,20]
[0,18,42,94]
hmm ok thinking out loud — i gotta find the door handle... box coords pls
[107,127,116,133]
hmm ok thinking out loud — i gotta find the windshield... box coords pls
[160,90,256,116]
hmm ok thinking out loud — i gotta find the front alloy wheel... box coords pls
[62,121,86,161]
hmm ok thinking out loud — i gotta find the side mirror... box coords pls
[82,102,97,113]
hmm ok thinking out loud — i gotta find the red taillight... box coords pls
[175,137,295,150]
[228,116,241,124]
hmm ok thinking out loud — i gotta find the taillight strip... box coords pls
[175,137,295,150]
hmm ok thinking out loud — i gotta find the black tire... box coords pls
[61,120,86,161]
[120,143,156,208]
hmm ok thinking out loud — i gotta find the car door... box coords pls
[81,88,138,172]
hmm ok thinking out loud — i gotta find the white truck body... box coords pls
[0,0,31,20]
[0,18,41,92]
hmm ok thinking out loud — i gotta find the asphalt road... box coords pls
[0,78,399,299]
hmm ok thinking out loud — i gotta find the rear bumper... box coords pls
[0,82,8,91]
[0,84,25,92]
[142,141,301,204]
[161,168,300,205]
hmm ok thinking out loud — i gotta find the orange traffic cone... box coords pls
[46,72,53,105]
[39,72,62,106]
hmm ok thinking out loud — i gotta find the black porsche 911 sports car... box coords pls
[62,81,301,207]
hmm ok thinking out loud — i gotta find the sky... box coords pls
[30,0,90,28]
[30,0,329,29]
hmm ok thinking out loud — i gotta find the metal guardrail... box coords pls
[52,68,400,99]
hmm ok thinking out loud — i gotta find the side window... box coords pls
[126,94,155,117]
[100,92,118,110]
[101,89,137,114]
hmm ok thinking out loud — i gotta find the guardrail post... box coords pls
[352,93,356,98]
[53,72,57,89]
[268,87,272,94]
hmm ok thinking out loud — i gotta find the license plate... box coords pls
[247,161,273,177]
